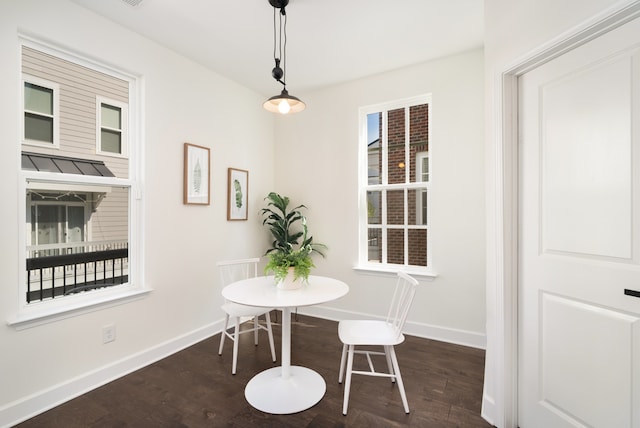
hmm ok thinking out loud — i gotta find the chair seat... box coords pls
[338,319,405,346]
[221,301,273,318]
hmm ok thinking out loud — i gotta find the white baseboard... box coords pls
[299,305,486,349]
[481,394,497,427]
[0,320,223,428]
[2,310,485,427]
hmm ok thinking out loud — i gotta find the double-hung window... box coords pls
[97,97,128,156]
[14,40,144,327]
[23,76,59,147]
[358,94,432,275]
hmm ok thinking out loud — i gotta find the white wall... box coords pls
[482,0,639,426]
[272,49,486,345]
[1,1,486,425]
[0,0,275,425]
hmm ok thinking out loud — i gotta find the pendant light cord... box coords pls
[282,10,287,86]
[272,6,287,86]
[272,7,277,63]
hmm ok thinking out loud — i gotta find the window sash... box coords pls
[101,104,121,129]
[24,83,53,115]
[24,113,54,143]
[22,173,133,306]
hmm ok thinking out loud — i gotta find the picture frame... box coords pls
[227,168,248,220]
[183,143,210,205]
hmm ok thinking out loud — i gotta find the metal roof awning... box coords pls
[22,152,115,177]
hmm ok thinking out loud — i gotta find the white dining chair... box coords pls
[217,258,276,375]
[338,271,419,415]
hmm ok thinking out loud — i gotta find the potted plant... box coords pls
[261,192,326,288]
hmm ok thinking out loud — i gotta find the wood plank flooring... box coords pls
[16,314,492,427]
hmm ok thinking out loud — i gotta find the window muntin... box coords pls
[23,77,59,147]
[359,95,431,273]
[97,97,128,156]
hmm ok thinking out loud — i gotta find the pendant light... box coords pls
[263,0,306,114]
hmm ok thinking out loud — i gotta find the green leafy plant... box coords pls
[233,179,242,208]
[261,192,326,282]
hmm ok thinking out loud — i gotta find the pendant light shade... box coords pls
[263,89,305,114]
[263,0,305,114]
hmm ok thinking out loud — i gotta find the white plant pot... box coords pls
[277,267,303,290]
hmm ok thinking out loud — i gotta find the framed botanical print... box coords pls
[183,143,210,205]
[227,168,248,220]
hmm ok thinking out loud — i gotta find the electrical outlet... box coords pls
[102,324,116,344]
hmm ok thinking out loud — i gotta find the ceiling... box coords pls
[72,0,484,96]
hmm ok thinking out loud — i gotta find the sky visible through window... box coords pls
[367,114,379,144]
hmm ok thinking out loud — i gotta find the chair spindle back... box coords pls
[385,271,419,339]
[217,258,260,288]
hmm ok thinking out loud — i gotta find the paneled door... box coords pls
[518,16,640,428]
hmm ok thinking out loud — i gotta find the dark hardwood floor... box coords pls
[16,314,492,427]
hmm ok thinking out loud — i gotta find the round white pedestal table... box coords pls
[222,275,349,414]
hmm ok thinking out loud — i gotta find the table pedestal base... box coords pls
[244,366,326,414]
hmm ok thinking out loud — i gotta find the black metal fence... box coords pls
[26,248,128,303]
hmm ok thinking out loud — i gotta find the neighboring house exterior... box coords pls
[22,45,130,302]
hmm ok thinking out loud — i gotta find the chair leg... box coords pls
[342,344,355,415]
[384,345,396,383]
[253,316,259,345]
[218,314,230,355]
[265,312,276,362]
[338,343,348,384]
[231,317,240,375]
[389,346,409,414]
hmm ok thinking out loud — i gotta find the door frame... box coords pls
[492,2,640,426]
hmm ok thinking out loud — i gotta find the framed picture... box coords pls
[227,168,248,220]
[183,143,210,205]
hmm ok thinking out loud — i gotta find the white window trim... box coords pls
[355,94,435,277]
[96,96,129,158]
[11,36,147,329]
[22,74,60,148]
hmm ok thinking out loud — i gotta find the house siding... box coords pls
[22,46,129,178]
[22,46,129,244]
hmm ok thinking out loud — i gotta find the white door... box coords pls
[518,16,640,428]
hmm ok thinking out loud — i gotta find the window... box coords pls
[23,76,59,147]
[358,95,431,274]
[97,97,128,156]
[13,40,144,326]
[29,199,86,252]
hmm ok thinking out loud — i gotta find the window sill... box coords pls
[353,264,438,280]
[7,286,151,330]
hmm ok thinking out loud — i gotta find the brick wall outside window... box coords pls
[386,104,428,266]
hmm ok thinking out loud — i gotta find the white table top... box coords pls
[222,275,349,308]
